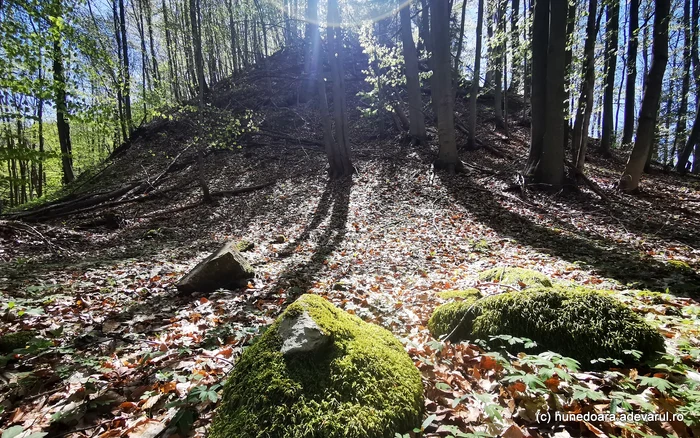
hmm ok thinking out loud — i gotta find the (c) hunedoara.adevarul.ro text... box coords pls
[536,411,684,424]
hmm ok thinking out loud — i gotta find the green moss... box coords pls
[0,331,38,353]
[437,289,481,300]
[236,240,255,252]
[478,267,553,288]
[209,294,424,438]
[668,260,693,272]
[429,287,664,366]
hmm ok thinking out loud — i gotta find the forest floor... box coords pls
[2,46,700,438]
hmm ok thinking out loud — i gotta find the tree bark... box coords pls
[400,0,426,143]
[525,0,567,189]
[190,0,208,104]
[622,0,639,145]
[619,0,671,192]
[326,0,354,178]
[676,0,700,172]
[430,0,460,173]
[573,0,601,171]
[51,0,75,184]
[601,0,620,154]
[673,0,692,168]
[468,0,485,150]
[118,0,133,134]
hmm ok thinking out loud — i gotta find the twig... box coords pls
[475,282,521,293]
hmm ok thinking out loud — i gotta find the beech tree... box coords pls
[400,0,426,143]
[600,0,620,154]
[573,0,601,171]
[619,0,671,192]
[430,0,461,173]
[524,0,568,189]
[622,0,639,145]
[468,0,485,150]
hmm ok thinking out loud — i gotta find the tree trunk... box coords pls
[430,0,460,173]
[118,0,133,134]
[52,0,75,184]
[400,0,426,143]
[525,0,567,189]
[510,0,521,92]
[468,0,485,150]
[326,0,354,178]
[190,0,208,104]
[493,1,504,128]
[162,0,180,101]
[601,0,620,154]
[673,0,692,168]
[563,0,576,150]
[622,0,639,145]
[525,0,549,176]
[676,0,699,172]
[454,0,468,75]
[619,0,671,192]
[573,0,601,171]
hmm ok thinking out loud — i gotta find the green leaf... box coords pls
[421,413,437,431]
[3,426,25,438]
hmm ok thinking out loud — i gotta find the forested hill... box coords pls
[3,0,700,437]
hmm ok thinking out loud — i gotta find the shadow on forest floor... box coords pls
[438,169,700,297]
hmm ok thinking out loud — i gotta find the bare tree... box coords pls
[524,0,568,189]
[622,0,639,145]
[468,0,485,150]
[400,0,426,143]
[601,0,620,154]
[430,0,461,173]
[619,0,671,191]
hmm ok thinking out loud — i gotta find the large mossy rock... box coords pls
[209,294,424,438]
[176,241,255,293]
[429,287,664,366]
[478,267,553,288]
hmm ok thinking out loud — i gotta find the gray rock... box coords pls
[278,311,331,356]
[176,241,255,293]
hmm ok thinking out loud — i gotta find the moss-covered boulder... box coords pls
[478,267,553,288]
[209,294,424,438]
[429,287,664,366]
[0,331,38,353]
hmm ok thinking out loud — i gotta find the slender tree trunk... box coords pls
[119,0,133,134]
[523,0,531,104]
[563,0,576,150]
[52,0,75,184]
[493,1,504,128]
[622,0,639,145]
[601,0,620,154]
[573,0,601,171]
[454,0,467,75]
[468,0,485,150]
[162,0,180,101]
[673,0,692,167]
[526,0,548,176]
[418,0,430,55]
[326,0,354,178]
[431,0,461,173]
[676,0,699,172]
[400,0,426,143]
[145,0,159,86]
[190,0,208,102]
[510,0,521,92]
[619,0,671,192]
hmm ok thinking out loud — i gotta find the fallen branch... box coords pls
[0,220,71,253]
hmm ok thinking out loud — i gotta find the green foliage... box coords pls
[209,294,424,438]
[429,286,665,366]
[478,267,553,288]
[0,330,40,353]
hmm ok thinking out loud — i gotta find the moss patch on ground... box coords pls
[429,287,664,366]
[436,289,481,300]
[478,267,553,288]
[209,294,424,438]
[0,331,38,353]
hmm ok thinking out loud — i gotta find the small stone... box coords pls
[176,241,255,293]
[277,311,330,356]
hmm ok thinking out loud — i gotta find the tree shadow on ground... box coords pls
[272,176,353,296]
[438,172,700,297]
